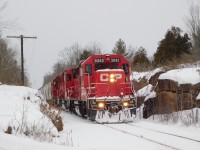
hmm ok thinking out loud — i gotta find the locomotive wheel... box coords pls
[64,100,70,111]
[79,101,87,118]
[69,100,77,114]
[86,101,97,121]
[87,109,97,121]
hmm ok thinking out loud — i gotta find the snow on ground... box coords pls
[131,68,163,82]
[0,84,200,149]
[134,83,156,101]
[1,109,200,150]
[131,65,200,86]
[60,112,172,150]
[1,63,200,150]
[0,131,81,150]
[135,84,153,97]
[58,111,200,150]
[0,85,64,149]
[159,67,200,84]
[0,85,58,136]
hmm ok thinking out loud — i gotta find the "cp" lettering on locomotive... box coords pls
[100,73,122,82]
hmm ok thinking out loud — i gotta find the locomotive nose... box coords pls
[95,69,126,98]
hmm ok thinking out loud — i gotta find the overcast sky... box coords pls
[1,0,193,88]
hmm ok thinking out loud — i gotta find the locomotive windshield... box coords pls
[95,63,118,71]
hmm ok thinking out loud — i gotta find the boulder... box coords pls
[133,77,148,91]
[5,126,12,134]
[149,71,165,86]
[136,96,145,107]
[178,84,192,93]
[155,91,177,114]
[155,79,178,92]
[52,116,63,132]
[143,97,155,118]
[192,82,200,97]
[196,93,200,108]
[177,93,193,110]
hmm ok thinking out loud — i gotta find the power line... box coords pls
[7,35,37,86]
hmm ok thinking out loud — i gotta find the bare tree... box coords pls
[125,45,136,64]
[58,43,82,68]
[85,42,102,54]
[42,42,103,85]
[185,0,200,55]
[0,37,21,84]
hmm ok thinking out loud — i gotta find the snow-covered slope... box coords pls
[0,85,59,143]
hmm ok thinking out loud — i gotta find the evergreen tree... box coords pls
[153,26,192,65]
[112,38,126,55]
[79,50,92,61]
[132,47,150,71]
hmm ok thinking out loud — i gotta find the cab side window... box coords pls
[122,64,129,75]
[67,74,72,81]
[85,64,92,75]
[73,68,79,79]
[53,81,57,86]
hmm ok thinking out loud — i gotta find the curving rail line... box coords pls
[101,123,200,150]
[125,123,200,143]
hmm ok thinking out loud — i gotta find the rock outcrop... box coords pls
[133,67,200,118]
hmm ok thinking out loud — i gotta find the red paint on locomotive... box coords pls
[43,54,136,122]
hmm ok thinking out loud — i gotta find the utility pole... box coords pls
[7,35,37,86]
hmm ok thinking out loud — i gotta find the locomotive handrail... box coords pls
[65,88,73,99]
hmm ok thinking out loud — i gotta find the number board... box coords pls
[94,58,105,63]
[110,58,120,63]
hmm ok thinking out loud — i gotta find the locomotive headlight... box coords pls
[110,74,115,82]
[98,102,105,108]
[110,74,114,78]
[123,102,129,107]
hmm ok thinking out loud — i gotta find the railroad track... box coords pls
[63,111,200,149]
[125,123,200,143]
[102,123,200,150]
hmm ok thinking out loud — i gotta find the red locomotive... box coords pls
[41,54,136,123]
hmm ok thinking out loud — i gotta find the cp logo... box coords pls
[100,73,122,81]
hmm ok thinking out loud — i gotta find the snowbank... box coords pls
[159,67,200,85]
[135,84,153,97]
[0,132,82,150]
[131,68,163,82]
[0,85,58,140]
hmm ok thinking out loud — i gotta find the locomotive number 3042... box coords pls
[94,58,104,63]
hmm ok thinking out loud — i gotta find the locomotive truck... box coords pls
[40,54,136,123]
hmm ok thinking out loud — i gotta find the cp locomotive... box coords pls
[40,54,136,123]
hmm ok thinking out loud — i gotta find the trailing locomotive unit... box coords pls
[41,54,136,123]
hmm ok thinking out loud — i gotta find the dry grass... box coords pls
[131,53,200,72]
